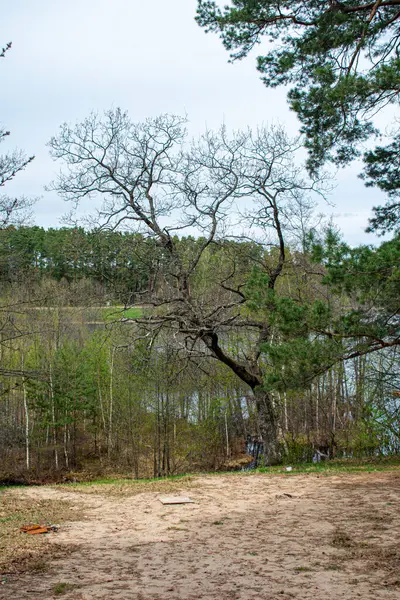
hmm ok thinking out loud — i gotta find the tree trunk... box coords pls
[63,421,69,469]
[224,408,230,458]
[254,389,279,464]
[108,346,115,460]
[49,362,59,470]
[21,355,30,470]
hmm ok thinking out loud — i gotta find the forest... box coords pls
[1,215,399,482]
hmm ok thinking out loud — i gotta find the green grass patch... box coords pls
[103,306,143,321]
[255,455,400,476]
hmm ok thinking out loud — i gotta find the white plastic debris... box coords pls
[158,496,194,505]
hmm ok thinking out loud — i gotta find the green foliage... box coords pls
[280,435,314,464]
[196,1,400,231]
[348,417,390,457]
[243,230,400,392]
[363,137,400,233]
[311,229,400,313]
[263,338,340,390]
[244,264,340,388]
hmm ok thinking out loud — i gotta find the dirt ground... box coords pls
[1,471,400,600]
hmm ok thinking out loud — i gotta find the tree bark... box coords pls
[254,388,279,465]
[202,333,280,462]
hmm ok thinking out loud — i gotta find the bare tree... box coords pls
[0,41,35,227]
[48,109,323,462]
[0,128,35,226]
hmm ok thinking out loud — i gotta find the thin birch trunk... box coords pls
[108,346,116,459]
[21,355,30,470]
[225,408,230,457]
[64,421,69,469]
[49,361,59,469]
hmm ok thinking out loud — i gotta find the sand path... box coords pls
[2,471,400,600]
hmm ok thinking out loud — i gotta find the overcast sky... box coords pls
[1,0,393,245]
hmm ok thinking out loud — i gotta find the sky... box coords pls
[1,0,393,245]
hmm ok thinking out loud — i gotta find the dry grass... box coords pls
[56,474,199,497]
[330,519,400,585]
[0,489,82,575]
[346,542,400,578]
[52,582,77,595]
[332,527,354,548]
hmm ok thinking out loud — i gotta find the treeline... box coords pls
[0,226,153,300]
[0,226,261,305]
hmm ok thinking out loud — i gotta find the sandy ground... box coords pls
[2,471,400,600]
